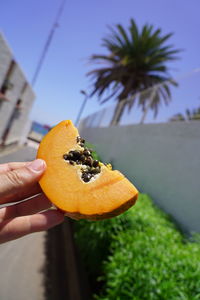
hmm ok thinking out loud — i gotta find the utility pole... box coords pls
[75,90,89,126]
[31,0,66,87]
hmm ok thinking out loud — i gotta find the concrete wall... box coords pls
[5,81,35,145]
[0,33,14,138]
[80,121,200,233]
[0,34,12,87]
[0,64,25,141]
[0,33,35,144]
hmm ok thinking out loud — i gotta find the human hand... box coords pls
[0,159,64,244]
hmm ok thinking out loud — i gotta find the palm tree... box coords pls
[87,19,180,125]
[170,106,200,121]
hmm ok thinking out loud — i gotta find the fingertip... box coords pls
[42,210,65,229]
[0,210,65,244]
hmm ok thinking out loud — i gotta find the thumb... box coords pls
[0,159,46,200]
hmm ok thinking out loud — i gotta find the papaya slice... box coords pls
[37,120,138,220]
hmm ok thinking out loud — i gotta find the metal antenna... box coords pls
[31,0,66,87]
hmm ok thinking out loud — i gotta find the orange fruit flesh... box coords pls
[37,120,138,220]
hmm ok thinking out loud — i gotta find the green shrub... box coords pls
[74,210,133,291]
[75,194,200,299]
[95,194,200,300]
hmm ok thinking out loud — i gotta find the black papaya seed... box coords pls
[80,155,86,162]
[85,157,93,167]
[67,153,74,159]
[93,160,99,167]
[82,173,92,182]
[83,149,91,156]
[76,136,81,143]
[73,150,81,158]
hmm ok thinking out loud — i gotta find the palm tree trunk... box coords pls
[140,101,151,124]
[140,87,157,124]
[110,100,127,126]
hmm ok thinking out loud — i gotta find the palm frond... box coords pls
[130,18,139,43]
[116,24,131,46]
[87,18,180,123]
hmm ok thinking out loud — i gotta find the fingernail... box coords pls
[28,159,46,172]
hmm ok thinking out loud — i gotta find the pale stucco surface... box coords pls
[0,33,35,145]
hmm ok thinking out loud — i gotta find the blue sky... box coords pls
[0,0,200,125]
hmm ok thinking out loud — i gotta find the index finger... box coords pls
[0,162,31,174]
[0,160,45,205]
[0,210,64,244]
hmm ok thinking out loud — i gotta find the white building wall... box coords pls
[5,84,35,144]
[0,34,12,87]
[0,34,14,139]
[0,33,35,145]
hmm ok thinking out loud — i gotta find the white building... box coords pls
[0,33,35,146]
